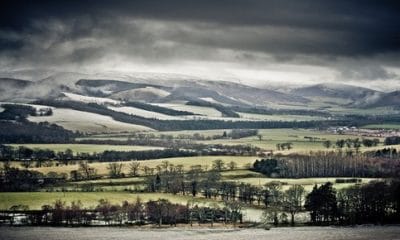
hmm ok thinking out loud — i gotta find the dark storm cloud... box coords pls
[0,0,399,84]
[1,0,399,55]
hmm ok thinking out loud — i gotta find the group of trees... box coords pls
[186,100,240,118]
[0,104,70,143]
[253,152,400,178]
[124,101,195,116]
[0,144,262,167]
[248,180,400,226]
[323,138,380,151]
[0,145,197,164]
[0,121,76,143]
[79,139,261,156]
[276,143,293,151]
[230,106,332,117]
[384,136,400,145]
[225,129,259,139]
[3,198,243,227]
[0,163,66,191]
[0,104,52,121]
[336,181,400,224]
[140,161,305,226]
[367,148,398,158]
[306,181,400,225]
[142,160,263,202]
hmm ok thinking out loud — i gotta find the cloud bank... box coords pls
[0,0,399,90]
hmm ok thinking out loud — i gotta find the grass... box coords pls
[0,192,264,221]
[193,128,385,153]
[76,128,386,154]
[8,144,163,154]
[237,112,327,121]
[0,192,205,210]
[30,156,258,176]
[153,103,222,117]
[0,175,376,210]
[108,106,181,120]
[233,177,379,190]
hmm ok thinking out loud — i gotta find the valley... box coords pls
[0,73,399,229]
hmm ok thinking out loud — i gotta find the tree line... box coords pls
[385,136,400,145]
[230,106,332,117]
[0,144,260,166]
[2,181,399,226]
[322,138,380,150]
[253,152,400,178]
[124,101,195,116]
[79,130,260,147]
[0,145,197,165]
[366,147,398,158]
[185,100,240,118]
[0,104,52,121]
[305,181,400,225]
[0,163,66,191]
[1,198,243,227]
[0,121,76,143]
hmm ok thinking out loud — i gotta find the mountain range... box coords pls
[0,71,398,109]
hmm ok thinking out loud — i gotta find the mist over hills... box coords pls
[0,71,397,110]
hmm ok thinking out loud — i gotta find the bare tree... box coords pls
[78,161,97,180]
[323,140,332,149]
[212,159,225,171]
[283,185,306,225]
[227,161,237,170]
[129,161,141,176]
[107,162,123,178]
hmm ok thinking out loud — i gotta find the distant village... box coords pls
[327,126,400,138]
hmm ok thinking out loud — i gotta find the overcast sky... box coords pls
[1,0,399,90]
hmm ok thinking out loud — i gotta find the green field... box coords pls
[8,144,163,153]
[234,177,379,191]
[0,175,376,210]
[30,156,257,176]
[65,170,375,193]
[0,192,264,221]
[55,128,388,156]
[193,128,384,153]
[237,112,327,121]
[0,192,206,210]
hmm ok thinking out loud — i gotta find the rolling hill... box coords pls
[291,83,380,101]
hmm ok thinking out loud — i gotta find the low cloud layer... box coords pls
[1,0,399,90]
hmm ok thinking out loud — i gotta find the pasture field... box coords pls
[83,128,371,140]
[153,103,222,117]
[0,192,210,210]
[8,144,163,153]
[234,177,379,191]
[28,108,154,133]
[108,106,181,120]
[237,112,326,121]
[63,170,373,193]
[0,175,373,210]
[194,128,385,153]
[29,156,258,176]
[0,192,263,221]
[62,92,120,105]
[75,128,387,154]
